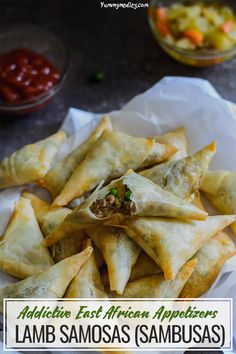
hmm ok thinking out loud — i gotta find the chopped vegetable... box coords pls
[184,4,202,19]
[156,21,170,37]
[156,6,170,37]
[109,188,118,197]
[202,7,224,27]
[184,28,204,46]
[156,7,167,22]
[176,38,195,50]
[124,188,132,201]
[206,30,233,50]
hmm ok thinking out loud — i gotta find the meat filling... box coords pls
[90,193,136,218]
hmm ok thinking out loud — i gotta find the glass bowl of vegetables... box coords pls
[148,0,236,66]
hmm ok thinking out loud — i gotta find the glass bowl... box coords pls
[148,0,236,67]
[0,23,69,115]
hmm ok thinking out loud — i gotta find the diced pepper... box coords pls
[184,28,204,46]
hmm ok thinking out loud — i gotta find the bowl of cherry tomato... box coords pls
[148,0,236,66]
[0,23,69,114]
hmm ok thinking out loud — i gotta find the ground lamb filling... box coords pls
[90,192,136,218]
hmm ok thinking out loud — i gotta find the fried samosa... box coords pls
[89,171,207,220]
[201,170,236,235]
[192,191,205,210]
[122,215,235,280]
[40,207,72,235]
[23,194,80,262]
[86,226,141,294]
[141,142,216,201]
[101,252,161,288]
[52,131,175,207]
[180,232,235,298]
[138,141,176,169]
[39,116,112,198]
[155,127,188,161]
[21,191,50,221]
[0,247,92,312]
[0,131,66,189]
[129,252,162,282]
[40,207,85,263]
[43,171,207,247]
[65,239,107,298]
[0,197,53,279]
[111,259,197,298]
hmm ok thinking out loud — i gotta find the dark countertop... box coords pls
[0,0,236,161]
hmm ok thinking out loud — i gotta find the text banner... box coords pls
[4,298,232,351]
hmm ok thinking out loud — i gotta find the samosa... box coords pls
[0,247,92,312]
[180,232,236,298]
[0,197,53,279]
[65,239,107,298]
[111,259,197,298]
[43,171,207,247]
[101,252,161,288]
[0,131,66,189]
[122,215,235,280]
[141,142,216,201]
[155,127,188,161]
[89,171,207,219]
[86,226,141,294]
[201,170,236,235]
[129,252,162,282]
[52,131,175,207]
[39,115,112,198]
[21,191,50,220]
[40,207,85,263]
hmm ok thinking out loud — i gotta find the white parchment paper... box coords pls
[0,76,236,353]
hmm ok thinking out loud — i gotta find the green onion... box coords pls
[124,189,132,201]
[109,188,118,197]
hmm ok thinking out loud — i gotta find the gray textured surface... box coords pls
[0,0,236,161]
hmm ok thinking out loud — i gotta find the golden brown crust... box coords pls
[180,231,236,298]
